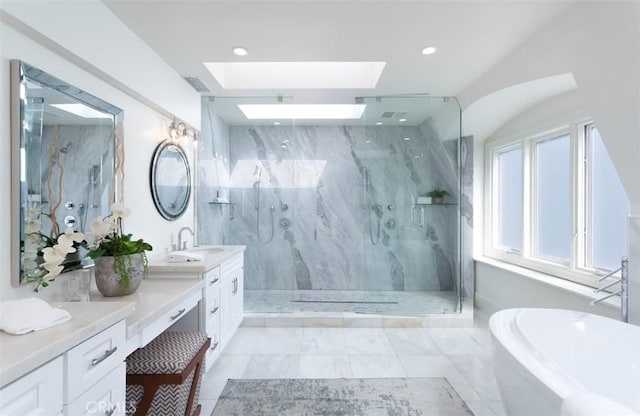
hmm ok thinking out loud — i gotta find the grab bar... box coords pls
[590,257,628,323]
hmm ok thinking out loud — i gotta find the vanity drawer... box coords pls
[64,363,125,416]
[205,318,221,372]
[0,356,63,416]
[65,320,125,404]
[140,289,201,346]
[203,266,221,289]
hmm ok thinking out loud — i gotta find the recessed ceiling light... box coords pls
[238,104,366,120]
[232,46,248,56]
[375,122,383,126]
[421,46,437,55]
[204,62,386,89]
[399,118,407,123]
[403,137,411,141]
[273,121,281,125]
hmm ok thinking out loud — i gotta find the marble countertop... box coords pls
[0,301,134,389]
[147,245,245,274]
[1,278,206,388]
[89,278,204,338]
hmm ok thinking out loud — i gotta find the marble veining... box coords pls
[197,98,474,312]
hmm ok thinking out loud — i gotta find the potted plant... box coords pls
[425,189,448,204]
[86,203,153,296]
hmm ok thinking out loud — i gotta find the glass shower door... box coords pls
[360,96,463,316]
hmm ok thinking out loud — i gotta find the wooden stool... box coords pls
[126,332,210,416]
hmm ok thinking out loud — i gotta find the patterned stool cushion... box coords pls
[127,331,209,374]
[126,331,209,416]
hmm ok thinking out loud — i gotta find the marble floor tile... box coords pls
[298,354,352,378]
[301,328,348,354]
[199,399,217,416]
[241,354,300,379]
[200,353,252,399]
[425,328,491,357]
[349,354,406,378]
[251,327,305,354]
[448,355,503,401]
[465,327,494,350]
[487,400,508,416]
[345,328,396,355]
[385,328,440,355]
[222,327,264,354]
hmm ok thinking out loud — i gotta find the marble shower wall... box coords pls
[223,120,465,292]
[28,124,113,235]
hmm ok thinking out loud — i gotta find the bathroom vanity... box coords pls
[0,246,245,415]
[146,245,246,372]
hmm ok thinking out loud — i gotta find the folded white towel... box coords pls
[166,251,204,263]
[0,297,72,335]
[561,393,639,416]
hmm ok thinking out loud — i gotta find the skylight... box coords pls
[204,62,386,89]
[238,104,366,120]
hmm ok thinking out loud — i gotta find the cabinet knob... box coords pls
[210,306,219,315]
[210,341,219,351]
[209,277,219,286]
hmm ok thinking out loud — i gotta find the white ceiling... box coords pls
[103,0,577,128]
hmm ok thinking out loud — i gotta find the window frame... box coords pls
[483,119,623,288]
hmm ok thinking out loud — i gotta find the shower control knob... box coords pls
[64,215,77,227]
[65,202,74,209]
[387,204,394,211]
[281,203,288,212]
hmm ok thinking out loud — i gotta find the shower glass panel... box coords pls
[360,96,462,315]
[198,95,465,315]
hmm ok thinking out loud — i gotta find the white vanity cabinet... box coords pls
[0,319,127,416]
[220,253,244,349]
[0,356,63,416]
[64,320,126,415]
[202,266,222,372]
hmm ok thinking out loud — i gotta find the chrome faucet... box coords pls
[177,226,194,250]
[591,256,629,323]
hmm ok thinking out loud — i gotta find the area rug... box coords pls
[211,378,475,415]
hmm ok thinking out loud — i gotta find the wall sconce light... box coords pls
[168,120,199,148]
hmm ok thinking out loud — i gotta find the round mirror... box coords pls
[150,140,191,221]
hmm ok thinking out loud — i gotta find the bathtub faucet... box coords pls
[591,256,628,323]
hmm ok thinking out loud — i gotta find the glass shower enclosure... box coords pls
[197,95,467,316]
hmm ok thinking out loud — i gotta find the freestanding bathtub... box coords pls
[489,308,639,416]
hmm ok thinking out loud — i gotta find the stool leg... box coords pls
[134,382,162,416]
[184,360,203,416]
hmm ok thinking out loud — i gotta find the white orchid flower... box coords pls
[86,217,111,240]
[42,246,66,264]
[110,203,131,219]
[42,266,63,282]
[25,219,41,233]
[62,228,85,243]
[56,234,76,254]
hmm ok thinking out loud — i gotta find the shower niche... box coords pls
[197,96,471,316]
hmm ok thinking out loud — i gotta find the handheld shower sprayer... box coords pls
[253,165,262,184]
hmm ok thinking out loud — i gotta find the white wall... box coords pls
[460,1,640,211]
[464,2,639,323]
[0,11,199,300]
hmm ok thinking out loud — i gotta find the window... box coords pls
[495,147,523,252]
[585,124,630,271]
[534,134,571,262]
[485,122,629,286]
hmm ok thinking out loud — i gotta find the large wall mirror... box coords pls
[10,60,123,286]
[150,140,191,221]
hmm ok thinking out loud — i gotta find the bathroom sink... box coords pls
[187,246,226,253]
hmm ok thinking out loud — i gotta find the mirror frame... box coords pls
[10,60,124,286]
[149,140,191,221]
